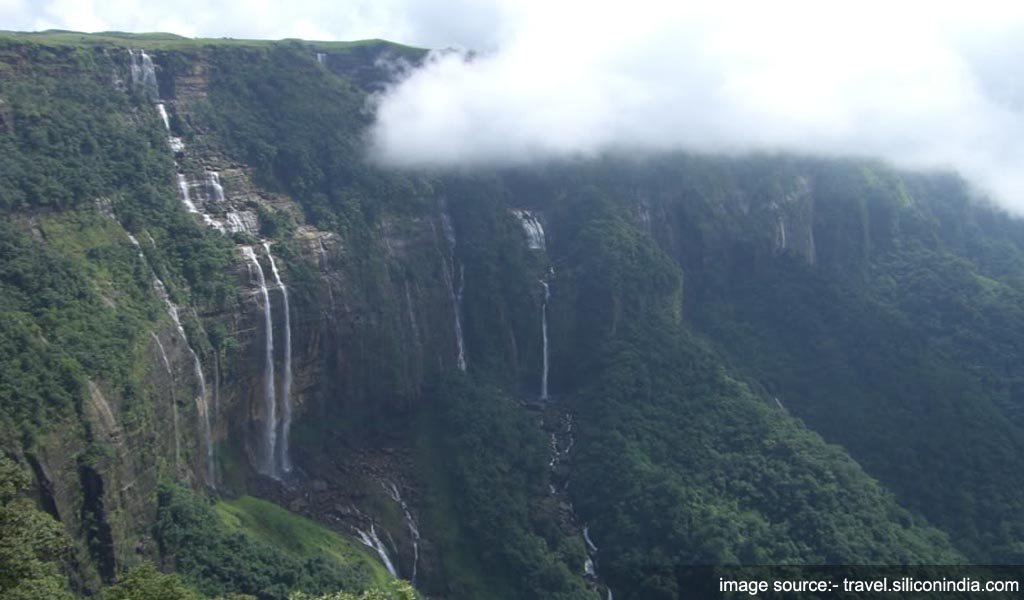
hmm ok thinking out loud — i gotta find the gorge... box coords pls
[3,29,1024,600]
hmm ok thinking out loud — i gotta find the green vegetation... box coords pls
[0,455,75,600]
[418,376,591,600]
[215,496,393,587]
[7,28,1024,600]
[0,30,422,53]
[101,563,206,600]
[288,580,416,600]
[155,484,392,600]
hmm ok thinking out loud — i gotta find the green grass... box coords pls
[215,495,394,588]
[0,29,424,53]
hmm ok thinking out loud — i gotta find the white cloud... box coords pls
[7,0,1024,209]
[369,0,1024,211]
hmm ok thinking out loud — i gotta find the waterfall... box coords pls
[583,524,614,598]
[455,263,466,367]
[441,209,467,371]
[177,174,225,232]
[177,174,199,214]
[128,49,159,99]
[213,354,220,428]
[356,525,398,578]
[511,209,546,250]
[242,246,278,478]
[155,103,171,130]
[317,237,329,270]
[315,52,327,65]
[191,345,214,488]
[126,232,144,259]
[226,212,245,234]
[151,331,180,469]
[263,242,293,474]
[583,526,598,554]
[152,278,215,487]
[154,102,183,151]
[541,280,550,400]
[381,480,421,584]
[226,211,258,235]
[206,171,226,203]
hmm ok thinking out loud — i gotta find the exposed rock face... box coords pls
[17,47,462,582]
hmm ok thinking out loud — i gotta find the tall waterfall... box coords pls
[152,278,215,487]
[129,51,215,485]
[263,242,293,474]
[512,209,546,250]
[356,525,398,578]
[541,280,550,400]
[128,49,159,99]
[242,246,278,478]
[441,209,467,371]
[151,331,180,469]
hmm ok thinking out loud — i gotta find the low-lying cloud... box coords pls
[369,0,1024,211]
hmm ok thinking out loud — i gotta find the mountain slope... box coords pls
[0,31,1022,600]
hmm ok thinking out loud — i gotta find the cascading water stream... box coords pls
[176,174,225,232]
[263,242,293,474]
[441,209,467,371]
[155,103,171,130]
[152,278,215,487]
[151,331,180,468]
[582,524,614,597]
[206,171,226,203]
[546,409,614,597]
[128,49,159,99]
[511,209,546,250]
[128,52,216,485]
[541,280,550,400]
[154,101,184,152]
[382,480,421,584]
[177,174,199,214]
[242,246,278,478]
[191,347,214,487]
[356,525,398,578]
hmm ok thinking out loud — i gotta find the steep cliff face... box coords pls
[0,39,465,589]
[8,32,1024,600]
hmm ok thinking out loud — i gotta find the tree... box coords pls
[0,454,75,600]
[101,563,202,600]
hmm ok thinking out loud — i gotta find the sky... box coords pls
[6,0,1024,210]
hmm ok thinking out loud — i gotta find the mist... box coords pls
[8,0,1024,209]
[369,0,1024,211]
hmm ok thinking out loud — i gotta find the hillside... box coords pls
[1,31,1023,599]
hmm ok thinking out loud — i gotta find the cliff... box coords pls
[4,32,1024,600]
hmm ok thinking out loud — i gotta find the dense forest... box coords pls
[3,30,1024,600]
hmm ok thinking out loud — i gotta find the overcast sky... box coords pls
[6,0,1024,211]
